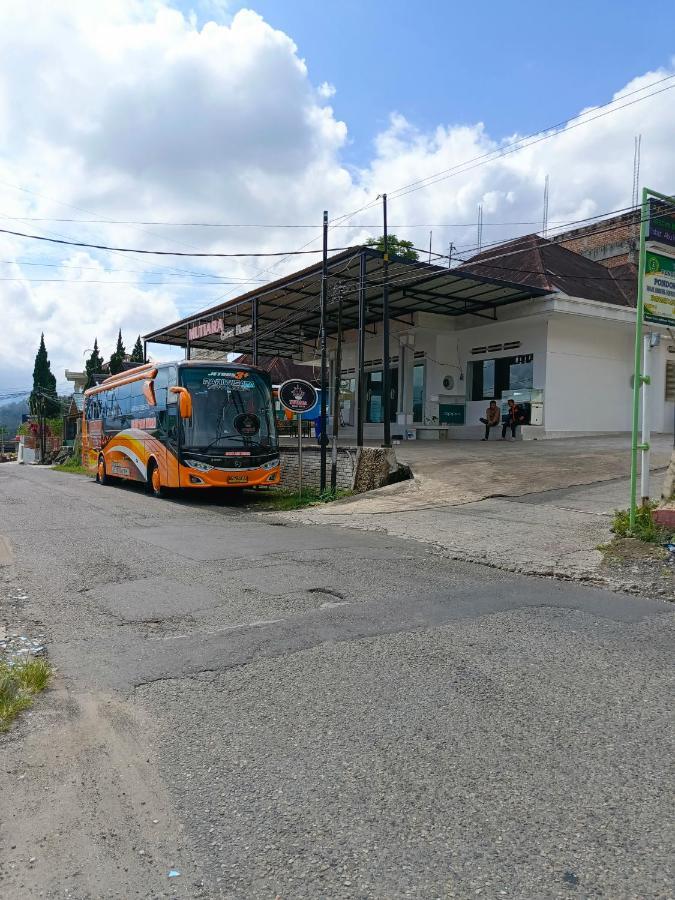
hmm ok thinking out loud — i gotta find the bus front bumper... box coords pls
[180,463,281,488]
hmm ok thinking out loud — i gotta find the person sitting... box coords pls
[479,400,501,441]
[502,398,526,440]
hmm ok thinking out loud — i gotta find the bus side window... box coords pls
[130,379,144,416]
[117,383,132,430]
[167,366,177,396]
[152,369,169,436]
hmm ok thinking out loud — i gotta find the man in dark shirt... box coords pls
[502,398,526,440]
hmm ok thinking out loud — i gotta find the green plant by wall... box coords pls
[611,503,674,544]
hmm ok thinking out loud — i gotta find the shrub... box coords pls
[611,503,674,544]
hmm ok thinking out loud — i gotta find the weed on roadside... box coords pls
[257,487,353,511]
[0,658,52,731]
[52,457,94,477]
[611,503,674,545]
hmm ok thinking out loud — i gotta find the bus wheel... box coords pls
[96,455,108,485]
[147,461,164,498]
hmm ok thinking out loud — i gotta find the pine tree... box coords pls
[84,338,105,389]
[108,330,126,375]
[29,334,60,418]
[130,335,145,364]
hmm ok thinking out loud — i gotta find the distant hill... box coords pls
[0,399,29,438]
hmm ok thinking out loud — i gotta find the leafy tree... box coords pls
[84,338,105,389]
[29,334,60,417]
[108,330,126,375]
[365,234,419,261]
[130,335,145,364]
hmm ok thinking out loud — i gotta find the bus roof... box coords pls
[83,359,268,397]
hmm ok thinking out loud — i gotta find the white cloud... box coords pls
[0,2,673,395]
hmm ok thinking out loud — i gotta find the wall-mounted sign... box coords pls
[643,251,675,327]
[220,323,253,341]
[278,379,318,414]
[648,198,675,249]
[188,319,223,341]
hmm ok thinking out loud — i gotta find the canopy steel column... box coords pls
[319,210,328,490]
[143,340,147,364]
[356,250,367,447]
[330,297,343,493]
[252,298,258,366]
[185,325,191,360]
[382,194,391,447]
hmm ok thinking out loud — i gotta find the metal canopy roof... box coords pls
[143,246,550,359]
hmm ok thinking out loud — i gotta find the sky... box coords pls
[1,0,674,395]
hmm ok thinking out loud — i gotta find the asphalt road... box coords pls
[0,464,673,900]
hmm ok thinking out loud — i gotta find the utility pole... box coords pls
[330,291,343,494]
[319,210,328,490]
[382,193,391,448]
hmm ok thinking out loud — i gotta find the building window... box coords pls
[412,364,424,422]
[467,354,533,400]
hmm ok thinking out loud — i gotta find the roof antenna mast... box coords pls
[630,134,642,261]
[542,174,550,238]
[631,134,642,210]
[477,204,483,252]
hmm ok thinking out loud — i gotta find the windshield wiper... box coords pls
[201,433,239,451]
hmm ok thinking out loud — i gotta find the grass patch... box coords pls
[258,487,353,511]
[611,503,674,545]
[599,536,669,561]
[52,457,94,477]
[0,657,52,732]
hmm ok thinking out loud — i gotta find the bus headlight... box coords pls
[261,458,280,470]
[185,459,213,472]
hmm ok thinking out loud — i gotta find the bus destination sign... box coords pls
[278,379,318,414]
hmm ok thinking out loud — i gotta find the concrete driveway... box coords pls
[399,432,673,499]
[357,433,674,512]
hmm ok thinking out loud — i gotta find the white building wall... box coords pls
[544,315,636,431]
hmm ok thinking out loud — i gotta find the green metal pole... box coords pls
[629,188,650,530]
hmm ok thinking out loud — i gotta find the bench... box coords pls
[413,426,449,441]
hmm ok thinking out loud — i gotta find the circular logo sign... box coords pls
[278,379,318,414]
[234,413,260,436]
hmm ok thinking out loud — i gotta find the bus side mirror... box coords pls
[169,386,192,419]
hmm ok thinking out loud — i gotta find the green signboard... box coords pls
[643,251,675,327]
[438,403,465,425]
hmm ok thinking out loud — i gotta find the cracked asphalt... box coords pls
[0,463,673,899]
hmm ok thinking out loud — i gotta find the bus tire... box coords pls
[147,460,164,498]
[96,455,109,485]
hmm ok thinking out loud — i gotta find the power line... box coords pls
[318,73,675,234]
[386,75,675,201]
[0,258,269,281]
[0,276,276,285]
[0,215,582,228]
[0,226,353,258]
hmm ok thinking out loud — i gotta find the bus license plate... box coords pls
[228,475,248,483]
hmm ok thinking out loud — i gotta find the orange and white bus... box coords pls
[82,361,280,496]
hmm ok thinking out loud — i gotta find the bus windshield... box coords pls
[179,367,277,451]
